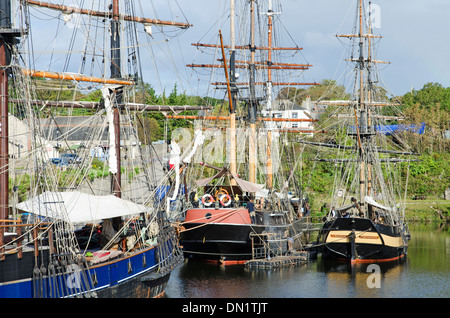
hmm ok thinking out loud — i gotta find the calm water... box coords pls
[165,224,449,298]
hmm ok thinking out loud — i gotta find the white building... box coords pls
[261,98,315,132]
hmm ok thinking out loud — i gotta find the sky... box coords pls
[25,0,450,99]
[177,0,450,98]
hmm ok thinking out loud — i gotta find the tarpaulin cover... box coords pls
[17,191,148,223]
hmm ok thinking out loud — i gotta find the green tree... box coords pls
[401,82,450,112]
[400,82,450,153]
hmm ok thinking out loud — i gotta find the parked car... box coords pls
[50,153,82,166]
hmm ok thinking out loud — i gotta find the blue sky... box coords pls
[179,0,450,98]
[27,0,450,99]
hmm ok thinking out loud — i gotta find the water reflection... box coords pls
[316,258,407,297]
[165,224,449,298]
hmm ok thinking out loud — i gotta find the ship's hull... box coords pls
[0,234,182,298]
[318,217,408,263]
[180,207,307,265]
[181,222,265,264]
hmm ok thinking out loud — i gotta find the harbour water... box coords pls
[165,224,449,298]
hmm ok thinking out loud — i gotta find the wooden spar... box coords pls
[218,30,234,113]
[332,113,405,120]
[165,115,318,122]
[187,63,310,70]
[25,0,192,29]
[125,103,212,112]
[318,100,400,106]
[165,115,229,120]
[259,117,317,123]
[275,128,324,134]
[191,42,302,51]
[9,99,212,112]
[22,69,134,85]
[219,29,237,183]
[211,82,319,86]
[337,34,381,38]
[217,59,312,68]
[346,58,390,64]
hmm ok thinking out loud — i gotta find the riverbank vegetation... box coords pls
[9,79,450,221]
[285,81,450,221]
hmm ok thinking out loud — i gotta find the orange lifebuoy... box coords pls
[219,194,232,207]
[201,194,214,206]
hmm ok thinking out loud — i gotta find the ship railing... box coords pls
[250,232,272,260]
[0,219,53,261]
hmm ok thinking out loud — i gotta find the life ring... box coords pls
[219,194,232,207]
[201,194,214,206]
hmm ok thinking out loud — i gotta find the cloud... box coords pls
[25,0,450,97]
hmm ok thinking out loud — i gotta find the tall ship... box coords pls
[0,0,206,298]
[173,0,318,265]
[314,0,413,263]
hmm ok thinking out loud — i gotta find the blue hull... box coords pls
[1,240,182,298]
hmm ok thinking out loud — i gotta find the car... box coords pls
[50,153,82,166]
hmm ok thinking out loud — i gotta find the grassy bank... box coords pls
[404,199,450,223]
[308,194,450,223]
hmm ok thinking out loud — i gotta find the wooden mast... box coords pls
[229,0,237,185]
[248,0,257,184]
[110,0,122,199]
[0,0,22,257]
[366,0,373,197]
[188,1,319,185]
[0,31,9,240]
[265,0,275,189]
[358,0,366,214]
[338,0,367,214]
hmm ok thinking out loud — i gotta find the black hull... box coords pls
[318,217,408,263]
[181,223,265,263]
[180,217,308,264]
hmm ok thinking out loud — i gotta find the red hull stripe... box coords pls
[184,208,251,225]
[340,254,406,264]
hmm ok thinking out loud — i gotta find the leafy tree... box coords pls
[400,82,450,153]
[402,82,450,112]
